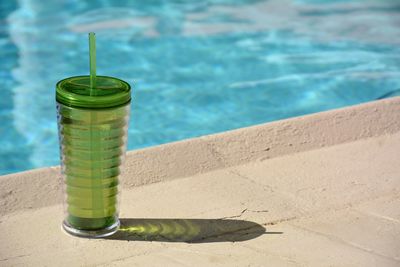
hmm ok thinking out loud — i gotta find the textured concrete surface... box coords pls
[1,132,399,266]
[1,98,400,266]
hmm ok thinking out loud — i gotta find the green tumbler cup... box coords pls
[56,75,131,238]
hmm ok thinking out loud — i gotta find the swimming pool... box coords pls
[1,0,399,175]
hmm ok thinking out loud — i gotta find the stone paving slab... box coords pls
[1,132,399,266]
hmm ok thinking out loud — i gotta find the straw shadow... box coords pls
[106,218,282,243]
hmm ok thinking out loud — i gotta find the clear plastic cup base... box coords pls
[62,219,120,238]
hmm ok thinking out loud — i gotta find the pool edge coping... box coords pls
[1,97,400,215]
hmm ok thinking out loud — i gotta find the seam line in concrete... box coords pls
[289,223,400,262]
[354,210,400,224]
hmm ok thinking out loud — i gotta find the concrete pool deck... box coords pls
[1,97,400,266]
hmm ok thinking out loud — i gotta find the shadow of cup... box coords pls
[106,218,281,243]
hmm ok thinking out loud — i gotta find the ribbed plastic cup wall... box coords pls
[56,75,131,238]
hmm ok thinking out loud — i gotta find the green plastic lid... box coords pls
[56,33,131,109]
[56,75,131,109]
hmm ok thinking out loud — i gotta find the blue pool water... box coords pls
[0,0,400,175]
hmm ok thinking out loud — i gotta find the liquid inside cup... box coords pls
[57,103,129,230]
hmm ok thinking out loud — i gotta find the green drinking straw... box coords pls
[89,32,96,93]
[89,32,104,229]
